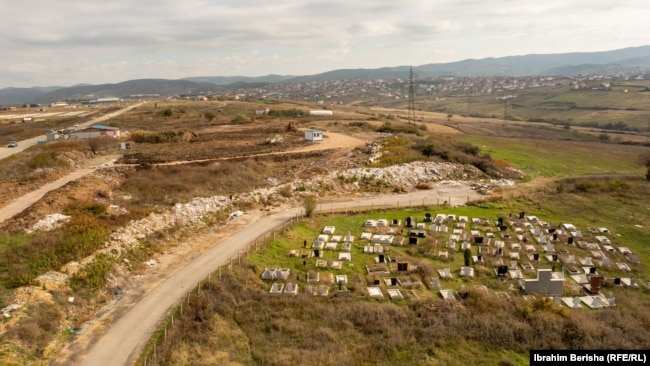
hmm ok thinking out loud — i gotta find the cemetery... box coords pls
[256,209,647,309]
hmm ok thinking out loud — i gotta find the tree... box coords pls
[303,195,317,217]
[639,151,650,181]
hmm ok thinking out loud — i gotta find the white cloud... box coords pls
[0,0,648,87]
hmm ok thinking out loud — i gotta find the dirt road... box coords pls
[73,184,481,366]
[0,102,145,161]
[0,169,96,224]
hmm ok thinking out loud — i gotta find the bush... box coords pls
[303,195,317,217]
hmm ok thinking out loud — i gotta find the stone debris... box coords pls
[28,213,71,233]
[1,303,24,318]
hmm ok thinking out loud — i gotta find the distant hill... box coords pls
[3,46,649,104]
[183,74,294,85]
[0,86,63,105]
[288,45,650,81]
[34,79,222,104]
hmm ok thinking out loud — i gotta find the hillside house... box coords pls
[255,106,270,115]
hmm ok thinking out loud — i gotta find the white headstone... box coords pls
[306,285,313,295]
[431,278,440,289]
[546,243,554,252]
[573,296,581,308]
[318,285,326,296]
[567,255,575,264]
[601,257,610,267]
[593,296,601,308]
[554,296,561,306]
[511,260,518,269]
[584,257,592,266]
[630,255,639,264]
[444,268,451,277]
[630,278,636,287]
[285,282,293,293]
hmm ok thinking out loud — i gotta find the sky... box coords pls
[2,0,649,88]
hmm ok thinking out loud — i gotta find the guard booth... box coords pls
[304,129,323,142]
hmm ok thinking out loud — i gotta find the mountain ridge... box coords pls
[2,46,649,104]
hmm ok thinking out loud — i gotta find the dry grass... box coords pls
[144,266,650,366]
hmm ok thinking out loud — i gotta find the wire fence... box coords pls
[138,213,303,366]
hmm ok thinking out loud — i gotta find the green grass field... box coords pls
[461,136,646,178]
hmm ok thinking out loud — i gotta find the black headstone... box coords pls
[533,253,539,261]
[497,217,504,226]
[614,277,621,285]
[373,279,380,285]
[314,249,320,258]
[408,237,418,245]
[553,233,558,241]
[518,212,525,219]
[378,254,385,263]
[398,263,408,271]
[497,265,508,276]
[552,254,558,262]
[390,278,398,286]
[475,236,484,244]
[568,237,574,245]
[589,267,597,274]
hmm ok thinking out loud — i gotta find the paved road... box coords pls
[0,102,145,161]
[75,184,481,366]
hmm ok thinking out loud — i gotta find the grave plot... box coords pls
[438,268,453,279]
[322,226,336,235]
[439,289,455,300]
[269,283,284,294]
[387,289,404,300]
[284,282,299,295]
[367,287,384,299]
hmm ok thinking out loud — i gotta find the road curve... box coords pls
[75,184,481,366]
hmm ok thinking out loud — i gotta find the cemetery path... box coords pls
[68,183,481,366]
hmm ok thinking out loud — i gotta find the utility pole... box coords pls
[408,68,417,125]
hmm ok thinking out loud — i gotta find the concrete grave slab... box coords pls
[387,289,404,300]
[524,269,564,295]
[284,282,299,295]
[460,266,474,277]
[270,283,284,294]
[367,287,384,298]
[364,220,377,227]
[561,296,582,309]
[438,268,453,279]
[439,289,455,300]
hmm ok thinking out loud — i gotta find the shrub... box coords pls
[303,195,317,217]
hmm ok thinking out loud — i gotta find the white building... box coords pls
[309,110,333,117]
[304,129,323,142]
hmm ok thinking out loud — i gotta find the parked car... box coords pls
[7,141,17,148]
